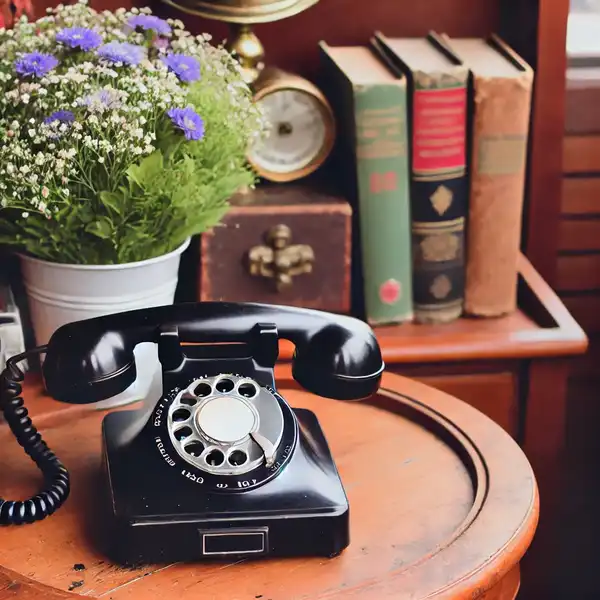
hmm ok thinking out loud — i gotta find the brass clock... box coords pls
[247,68,336,183]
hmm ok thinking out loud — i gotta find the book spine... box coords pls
[353,82,414,324]
[464,73,533,316]
[410,70,469,323]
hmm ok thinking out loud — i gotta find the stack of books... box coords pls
[319,32,533,326]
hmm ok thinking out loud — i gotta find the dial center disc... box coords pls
[196,396,256,443]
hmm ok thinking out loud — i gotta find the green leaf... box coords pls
[126,151,164,191]
[99,191,124,215]
[85,217,113,239]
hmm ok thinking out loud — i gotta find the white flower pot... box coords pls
[18,237,191,409]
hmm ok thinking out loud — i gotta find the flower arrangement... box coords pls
[0,0,267,264]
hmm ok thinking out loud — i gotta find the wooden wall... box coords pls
[559,71,600,382]
[23,0,501,79]
[552,65,600,598]
[154,0,500,78]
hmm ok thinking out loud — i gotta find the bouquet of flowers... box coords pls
[0,0,267,264]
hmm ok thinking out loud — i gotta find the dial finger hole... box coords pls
[174,426,193,441]
[215,378,234,393]
[172,408,191,422]
[228,450,247,466]
[184,441,204,457]
[180,394,197,407]
[193,382,212,397]
[237,382,258,399]
[205,448,225,466]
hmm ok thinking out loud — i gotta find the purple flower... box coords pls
[127,14,171,36]
[161,53,201,83]
[167,107,205,141]
[56,27,103,51]
[96,41,146,66]
[44,110,75,125]
[14,52,58,77]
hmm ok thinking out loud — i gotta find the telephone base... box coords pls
[100,407,350,565]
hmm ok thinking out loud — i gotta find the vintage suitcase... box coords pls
[199,184,352,313]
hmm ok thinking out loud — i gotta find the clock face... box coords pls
[248,88,330,178]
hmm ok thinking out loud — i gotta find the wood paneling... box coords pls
[561,177,600,215]
[562,293,600,333]
[565,68,600,135]
[557,254,600,291]
[563,136,600,173]
[520,357,570,600]
[413,372,518,437]
[569,334,600,379]
[559,219,600,251]
[157,0,500,80]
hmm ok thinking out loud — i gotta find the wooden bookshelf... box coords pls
[277,253,586,364]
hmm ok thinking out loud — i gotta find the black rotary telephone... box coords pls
[0,301,384,565]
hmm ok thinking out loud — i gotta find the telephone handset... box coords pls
[0,302,384,563]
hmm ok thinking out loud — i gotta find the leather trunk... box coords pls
[199,184,352,313]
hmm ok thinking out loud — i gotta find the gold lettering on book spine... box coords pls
[356,105,406,160]
[430,274,452,299]
[420,232,459,262]
[430,185,453,215]
[413,69,468,90]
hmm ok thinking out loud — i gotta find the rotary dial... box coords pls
[166,374,285,477]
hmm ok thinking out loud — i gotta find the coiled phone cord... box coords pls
[0,347,70,525]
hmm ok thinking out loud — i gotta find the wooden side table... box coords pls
[0,369,538,599]
[269,252,585,599]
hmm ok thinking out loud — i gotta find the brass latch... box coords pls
[247,224,314,292]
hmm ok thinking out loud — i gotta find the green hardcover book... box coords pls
[318,41,413,325]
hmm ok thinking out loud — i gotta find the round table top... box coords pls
[0,369,538,599]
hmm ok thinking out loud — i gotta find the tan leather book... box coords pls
[437,33,534,317]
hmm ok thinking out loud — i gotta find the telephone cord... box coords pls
[0,347,70,525]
